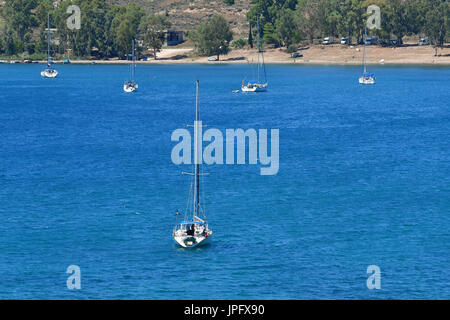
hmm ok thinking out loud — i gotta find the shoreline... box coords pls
[4,45,450,66]
[64,60,450,66]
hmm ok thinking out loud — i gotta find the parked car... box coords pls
[379,39,400,47]
[208,56,218,61]
[365,36,378,45]
[419,37,430,46]
[389,39,399,46]
[322,37,334,45]
[340,37,351,45]
[292,52,303,58]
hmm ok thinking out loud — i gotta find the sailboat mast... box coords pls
[129,40,133,81]
[193,80,200,218]
[363,25,367,74]
[47,13,50,65]
[132,39,135,81]
[256,15,260,84]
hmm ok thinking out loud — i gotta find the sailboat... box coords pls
[123,39,138,93]
[242,15,268,92]
[173,80,212,248]
[359,25,375,85]
[41,13,58,78]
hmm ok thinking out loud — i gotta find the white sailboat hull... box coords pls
[359,77,375,85]
[173,230,212,248]
[41,69,58,78]
[123,83,138,93]
[241,83,268,92]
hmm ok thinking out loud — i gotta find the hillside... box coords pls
[109,0,251,36]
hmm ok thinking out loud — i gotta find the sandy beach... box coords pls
[58,44,450,65]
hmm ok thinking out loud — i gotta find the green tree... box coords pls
[139,14,171,60]
[320,0,340,37]
[110,3,144,59]
[424,0,449,56]
[247,0,298,40]
[36,0,53,29]
[24,32,35,54]
[3,0,38,41]
[105,6,127,57]
[247,0,275,29]
[190,15,233,60]
[52,0,81,57]
[124,2,145,36]
[295,0,322,44]
[116,18,134,59]
[232,38,247,49]
[389,0,408,44]
[447,1,450,34]
[365,0,390,40]
[404,0,426,36]
[337,0,364,43]
[275,9,299,47]
[262,22,278,45]
[3,25,16,56]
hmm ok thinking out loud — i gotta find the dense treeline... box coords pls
[0,0,170,59]
[0,0,449,59]
[247,0,449,50]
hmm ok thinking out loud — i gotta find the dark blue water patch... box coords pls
[0,64,449,299]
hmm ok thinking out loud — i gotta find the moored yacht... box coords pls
[242,15,268,92]
[173,80,212,248]
[41,13,58,79]
[123,39,138,93]
[359,25,375,85]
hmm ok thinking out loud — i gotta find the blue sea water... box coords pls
[0,63,449,299]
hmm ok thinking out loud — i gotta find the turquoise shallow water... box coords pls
[0,64,449,299]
